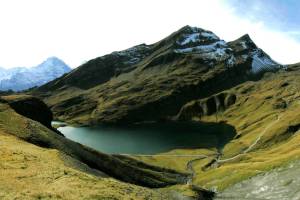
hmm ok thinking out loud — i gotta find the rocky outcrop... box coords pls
[0,95,64,136]
[176,93,237,121]
[3,95,52,127]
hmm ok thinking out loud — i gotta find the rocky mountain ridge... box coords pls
[34,25,283,125]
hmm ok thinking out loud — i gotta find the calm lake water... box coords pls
[54,121,236,154]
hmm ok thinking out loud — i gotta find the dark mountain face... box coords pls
[38,45,153,91]
[34,25,282,125]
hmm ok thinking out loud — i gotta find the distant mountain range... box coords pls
[0,57,71,91]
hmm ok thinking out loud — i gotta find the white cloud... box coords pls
[0,0,298,68]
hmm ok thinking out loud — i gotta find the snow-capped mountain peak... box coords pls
[173,27,232,65]
[175,26,220,46]
[0,57,71,91]
[172,25,282,74]
[39,57,67,67]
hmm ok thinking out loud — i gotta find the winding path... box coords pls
[120,154,211,157]
[119,111,283,188]
[121,112,281,184]
[217,114,281,163]
[121,153,211,185]
[186,155,209,185]
[218,81,300,164]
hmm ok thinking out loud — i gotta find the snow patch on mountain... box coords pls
[240,41,248,49]
[250,50,280,73]
[226,55,236,67]
[112,44,150,65]
[200,32,219,40]
[176,28,219,46]
[175,40,232,63]
[179,33,201,45]
[175,40,227,53]
[0,73,12,81]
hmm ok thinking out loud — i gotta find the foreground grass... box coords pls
[0,102,188,199]
[0,132,174,199]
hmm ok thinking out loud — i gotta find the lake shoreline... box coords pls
[54,120,237,155]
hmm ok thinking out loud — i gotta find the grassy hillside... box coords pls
[0,131,170,200]
[0,96,214,199]
[135,64,300,191]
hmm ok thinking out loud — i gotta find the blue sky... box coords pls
[227,0,300,40]
[0,0,299,68]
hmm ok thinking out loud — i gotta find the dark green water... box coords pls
[55,121,236,154]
